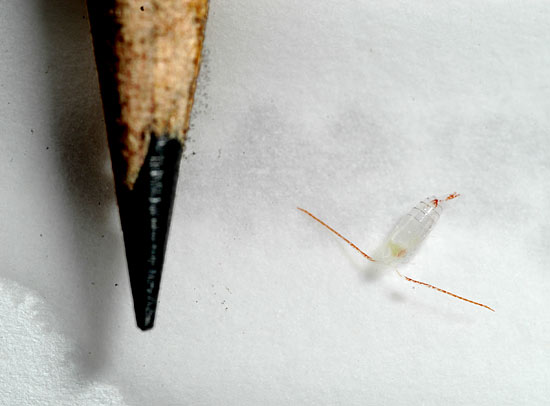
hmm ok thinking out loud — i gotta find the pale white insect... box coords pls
[298,193,494,311]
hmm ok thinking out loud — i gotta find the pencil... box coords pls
[86,0,208,330]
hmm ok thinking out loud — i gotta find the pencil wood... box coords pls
[87,0,208,330]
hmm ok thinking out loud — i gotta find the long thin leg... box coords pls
[394,269,495,312]
[297,207,376,262]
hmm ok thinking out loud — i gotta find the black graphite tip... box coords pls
[116,135,183,330]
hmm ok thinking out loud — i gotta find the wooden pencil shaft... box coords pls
[87,0,208,188]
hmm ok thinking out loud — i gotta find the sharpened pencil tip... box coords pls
[136,309,156,331]
[115,135,183,330]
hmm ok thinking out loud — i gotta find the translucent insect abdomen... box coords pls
[379,197,442,264]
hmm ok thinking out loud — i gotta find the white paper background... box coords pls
[1,0,549,405]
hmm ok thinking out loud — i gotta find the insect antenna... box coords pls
[445,192,460,201]
[394,269,494,312]
[432,193,460,208]
[297,207,376,262]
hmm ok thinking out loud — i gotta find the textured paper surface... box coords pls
[1,0,549,405]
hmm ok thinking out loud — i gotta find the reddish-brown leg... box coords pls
[297,207,376,262]
[394,269,494,312]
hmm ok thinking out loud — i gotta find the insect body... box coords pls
[298,193,494,311]
[376,194,456,264]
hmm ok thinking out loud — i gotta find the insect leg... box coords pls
[297,207,376,262]
[393,268,494,312]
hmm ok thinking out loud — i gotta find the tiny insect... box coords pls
[298,193,494,311]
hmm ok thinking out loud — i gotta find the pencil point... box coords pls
[116,135,183,330]
[87,0,208,329]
